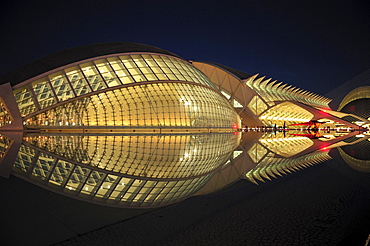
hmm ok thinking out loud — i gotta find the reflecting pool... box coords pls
[0,130,369,245]
[1,129,369,207]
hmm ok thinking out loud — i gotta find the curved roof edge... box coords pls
[0,42,183,86]
[338,86,370,111]
[194,60,252,80]
[325,68,370,110]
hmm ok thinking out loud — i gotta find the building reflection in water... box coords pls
[337,134,370,173]
[1,130,369,208]
[1,132,240,208]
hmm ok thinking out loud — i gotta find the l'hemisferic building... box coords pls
[0,42,369,207]
[0,42,367,132]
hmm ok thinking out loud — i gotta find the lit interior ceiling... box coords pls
[259,102,314,126]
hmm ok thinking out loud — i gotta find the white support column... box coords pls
[0,131,22,178]
[0,83,23,130]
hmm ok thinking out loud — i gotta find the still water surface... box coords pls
[0,130,369,245]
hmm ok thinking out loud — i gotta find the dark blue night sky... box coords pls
[1,0,370,94]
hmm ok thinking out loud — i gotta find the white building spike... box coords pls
[265,79,277,98]
[260,78,272,87]
[253,76,265,88]
[244,74,259,87]
[259,78,272,96]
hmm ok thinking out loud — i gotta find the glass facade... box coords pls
[0,97,13,127]
[14,54,217,117]
[247,95,268,116]
[26,83,239,128]
[0,134,12,160]
[247,143,268,163]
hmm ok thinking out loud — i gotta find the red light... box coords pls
[232,124,238,129]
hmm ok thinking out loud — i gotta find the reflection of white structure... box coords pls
[246,147,332,184]
[196,130,368,188]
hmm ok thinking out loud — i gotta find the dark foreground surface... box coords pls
[1,149,369,246]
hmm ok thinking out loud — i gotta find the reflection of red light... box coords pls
[348,106,355,112]
[321,147,329,151]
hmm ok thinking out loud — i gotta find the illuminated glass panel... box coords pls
[247,143,267,163]
[120,55,147,82]
[66,165,90,191]
[14,145,36,173]
[65,67,91,96]
[80,62,107,91]
[107,57,134,84]
[233,99,243,108]
[28,83,239,128]
[141,55,168,80]
[221,91,231,99]
[247,95,268,115]
[15,54,217,117]
[233,150,243,159]
[32,152,55,180]
[0,134,12,160]
[131,55,158,81]
[13,86,37,116]
[49,159,74,185]
[80,170,105,195]
[32,78,57,109]
[48,72,74,102]
[94,59,122,87]
[152,56,178,80]
[0,98,13,127]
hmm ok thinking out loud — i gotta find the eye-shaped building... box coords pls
[0,42,240,132]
